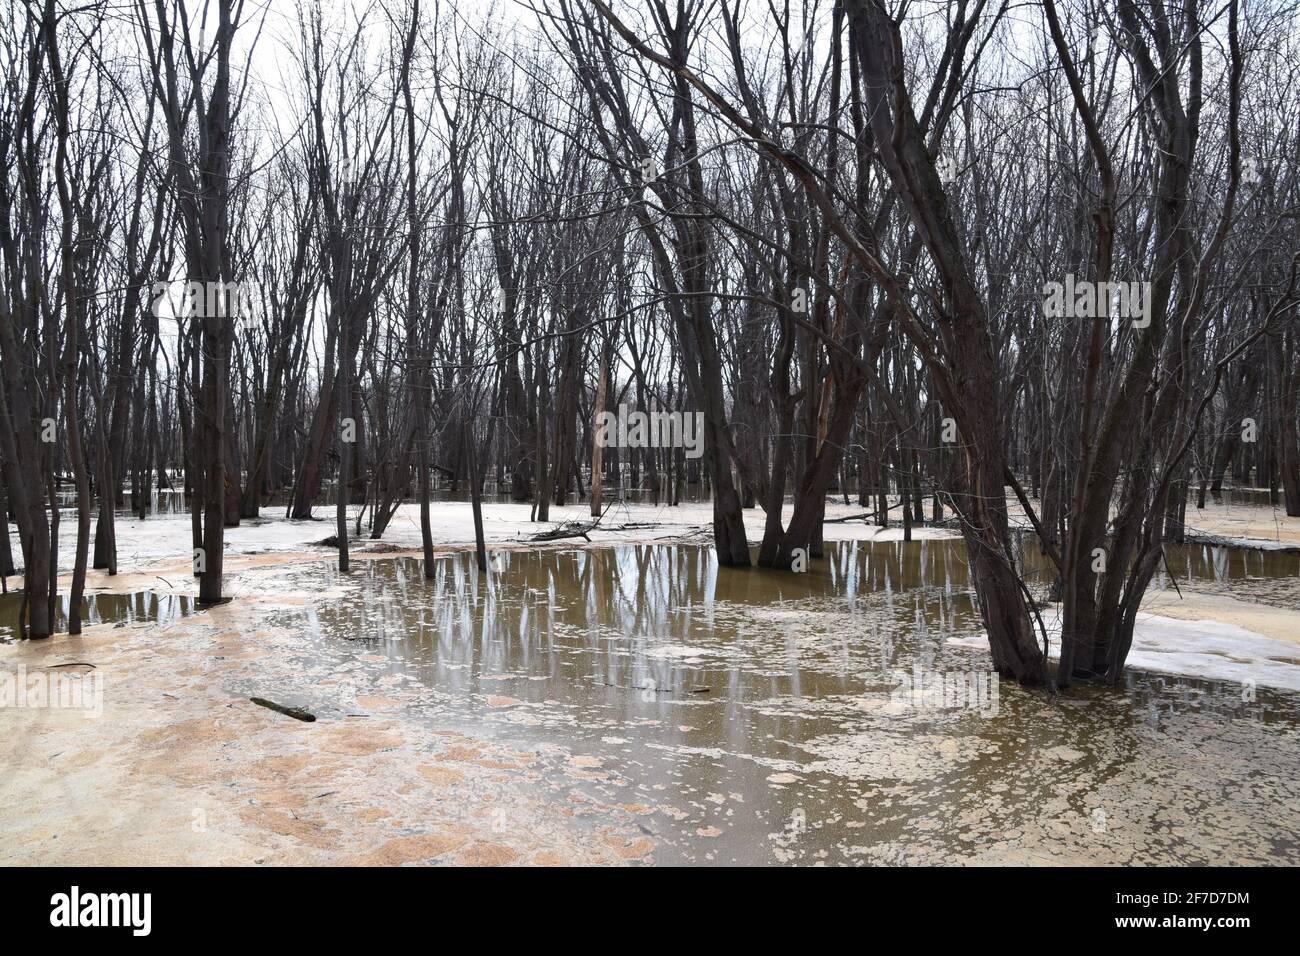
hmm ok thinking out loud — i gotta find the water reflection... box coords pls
[264,541,1300,864]
[0,589,195,641]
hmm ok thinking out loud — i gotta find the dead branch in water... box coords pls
[250,697,317,722]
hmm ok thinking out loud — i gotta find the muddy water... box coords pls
[263,541,1300,864]
[0,589,195,642]
[1151,540,1300,608]
[1010,534,1300,607]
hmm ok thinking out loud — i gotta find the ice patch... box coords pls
[946,608,1300,692]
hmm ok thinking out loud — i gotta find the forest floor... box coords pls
[2,495,1298,865]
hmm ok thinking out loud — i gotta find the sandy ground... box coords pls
[3,496,1298,865]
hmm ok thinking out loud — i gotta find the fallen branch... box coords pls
[528,521,593,542]
[822,512,876,524]
[528,497,619,542]
[250,697,316,722]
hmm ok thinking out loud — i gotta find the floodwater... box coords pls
[1150,539,1300,608]
[1014,534,1300,607]
[260,539,1300,864]
[0,588,196,642]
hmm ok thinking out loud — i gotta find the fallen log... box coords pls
[250,697,316,722]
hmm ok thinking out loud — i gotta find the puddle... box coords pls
[0,589,196,642]
[257,540,1300,864]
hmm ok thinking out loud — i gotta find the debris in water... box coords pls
[250,697,317,722]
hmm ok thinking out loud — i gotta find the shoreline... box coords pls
[8,496,1300,675]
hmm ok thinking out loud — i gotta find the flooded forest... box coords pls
[2,0,1300,870]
